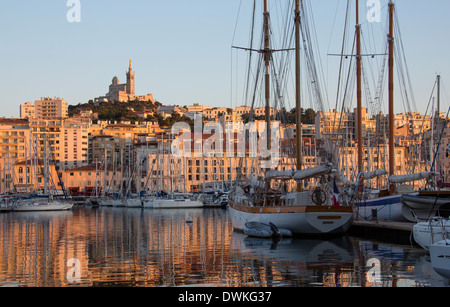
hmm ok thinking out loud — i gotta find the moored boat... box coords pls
[244,221,292,238]
[228,0,354,236]
[14,199,74,212]
[153,198,203,209]
[126,198,143,208]
[413,217,450,250]
[429,239,450,279]
[229,166,355,235]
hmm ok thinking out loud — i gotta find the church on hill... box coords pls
[95,60,155,104]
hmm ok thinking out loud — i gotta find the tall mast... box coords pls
[436,74,441,175]
[388,0,395,194]
[356,0,363,175]
[295,0,302,192]
[44,134,49,195]
[264,0,272,195]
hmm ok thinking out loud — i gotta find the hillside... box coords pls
[68,100,195,127]
[69,100,160,121]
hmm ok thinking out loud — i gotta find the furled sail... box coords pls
[264,165,335,182]
[293,165,334,182]
[265,170,295,180]
[363,169,389,180]
[388,172,435,184]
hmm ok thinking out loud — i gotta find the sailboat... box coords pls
[13,135,75,212]
[13,197,74,212]
[228,0,354,236]
[350,0,441,222]
[399,76,450,214]
[413,217,450,250]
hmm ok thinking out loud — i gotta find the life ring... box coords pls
[312,188,327,206]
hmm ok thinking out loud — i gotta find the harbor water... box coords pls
[0,206,448,287]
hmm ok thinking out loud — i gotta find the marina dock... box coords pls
[350,219,415,245]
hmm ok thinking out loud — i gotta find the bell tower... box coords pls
[126,60,135,96]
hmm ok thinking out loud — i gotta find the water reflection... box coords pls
[0,207,448,287]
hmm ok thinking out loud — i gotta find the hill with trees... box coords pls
[69,100,316,127]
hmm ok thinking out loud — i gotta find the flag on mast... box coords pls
[333,180,340,209]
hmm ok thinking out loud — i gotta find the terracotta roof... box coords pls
[0,118,29,125]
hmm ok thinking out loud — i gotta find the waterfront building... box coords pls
[89,134,133,169]
[0,119,32,193]
[29,118,89,170]
[63,163,123,196]
[1,158,61,195]
[88,121,162,168]
[0,118,31,160]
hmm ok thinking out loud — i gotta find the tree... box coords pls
[303,108,316,124]
[287,107,316,125]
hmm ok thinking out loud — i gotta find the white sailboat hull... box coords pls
[413,218,450,250]
[14,200,74,212]
[429,240,450,279]
[356,195,405,221]
[99,199,126,207]
[152,199,204,209]
[125,199,143,208]
[228,200,354,235]
[142,198,154,208]
[356,193,442,222]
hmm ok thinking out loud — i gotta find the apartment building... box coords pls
[0,118,31,160]
[376,112,432,137]
[29,118,89,170]
[20,102,35,119]
[0,119,32,193]
[33,97,69,119]
[315,107,375,141]
[89,134,134,168]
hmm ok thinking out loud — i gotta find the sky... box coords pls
[0,0,449,118]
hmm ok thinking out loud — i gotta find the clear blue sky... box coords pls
[0,0,449,118]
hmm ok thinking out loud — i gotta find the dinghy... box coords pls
[244,222,292,239]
